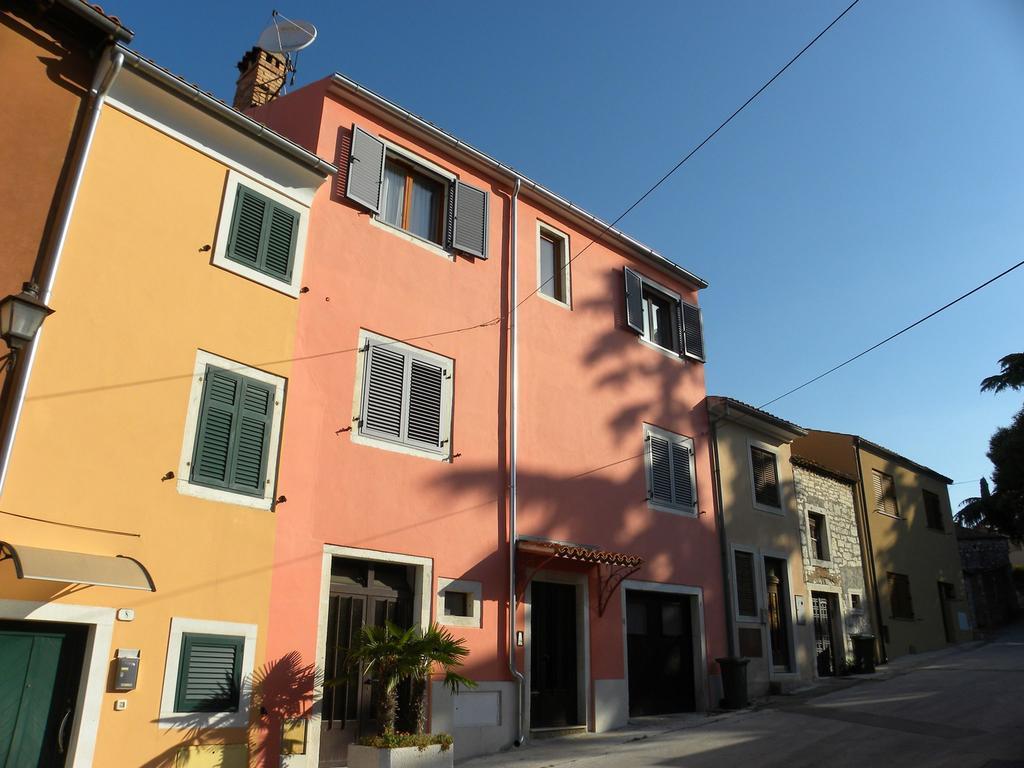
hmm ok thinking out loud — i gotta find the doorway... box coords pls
[626,590,695,715]
[811,593,839,677]
[530,581,581,728]
[937,581,956,643]
[764,557,792,672]
[0,620,87,768]
[319,557,414,768]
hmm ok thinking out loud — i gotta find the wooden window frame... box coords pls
[806,510,831,563]
[381,156,446,245]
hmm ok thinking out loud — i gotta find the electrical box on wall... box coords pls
[113,649,140,691]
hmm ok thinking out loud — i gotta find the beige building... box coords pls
[708,397,817,695]
[792,431,971,661]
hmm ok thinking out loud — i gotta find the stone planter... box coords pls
[347,743,453,768]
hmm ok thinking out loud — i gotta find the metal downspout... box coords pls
[853,439,887,664]
[507,177,525,747]
[0,47,124,493]
[709,414,738,658]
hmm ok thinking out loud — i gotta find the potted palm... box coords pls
[344,621,475,768]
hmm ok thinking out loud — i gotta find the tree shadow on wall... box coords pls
[142,651,321,768]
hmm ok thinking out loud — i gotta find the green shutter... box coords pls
[190,365,276,497]
[226,185,299,284]
[175,633,244,713]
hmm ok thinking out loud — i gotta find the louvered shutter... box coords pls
[670,441,695,508]
[262,203,298,281]
[873,471,898,516]
[226,186,299,283]
[407,358,445,448]
[191,366,275,497]
[648,433,673,504]
[734,551,758,617]
[682,301,705,361]
[175,633,244,713]
[362,344,406,440]
[624,268,644,333]
[751,447,780,507]
[452,181,488,258]
[227,187,265,268]
[346,125,386,212]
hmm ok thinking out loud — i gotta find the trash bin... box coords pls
[716,656,750,709]
[851,634,876,674]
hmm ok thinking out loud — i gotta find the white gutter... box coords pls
[507,177,525,746]
[0,47,123,493]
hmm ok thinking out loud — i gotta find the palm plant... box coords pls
[345,622,420,736]
[407,623,476,735]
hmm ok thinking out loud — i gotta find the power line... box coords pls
[758,258,1024,409]
[521,0,862,308]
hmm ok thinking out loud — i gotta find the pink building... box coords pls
[251,62,726,766]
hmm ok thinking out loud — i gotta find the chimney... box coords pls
[232,47,287,111]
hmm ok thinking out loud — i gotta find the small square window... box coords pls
[850,592,863,613]
[444,590,471,617]
[175,633,244,713]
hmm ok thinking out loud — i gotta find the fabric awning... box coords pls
[517,539,644,568]
[0,542,155,591]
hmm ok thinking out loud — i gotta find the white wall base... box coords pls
[430,680,516,760]
[348,744,452,768]
[593,679,628,732]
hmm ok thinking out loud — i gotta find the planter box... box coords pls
[347,744,453,768]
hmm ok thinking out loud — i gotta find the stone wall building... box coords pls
[957,526,1018,629]
[792,457,872,673]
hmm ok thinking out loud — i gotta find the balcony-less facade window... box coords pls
[808,512,830,561]
[538,226,570,305]
[750,445,781,510]
[873,470,899,517]
[888,572,914,619]
[643,424,697,515]
[174,633,244,713]
[623,267,705,361]
[734,550,758,618]
[923,489,944,530]
[381,157,444,244]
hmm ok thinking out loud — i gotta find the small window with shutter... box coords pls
[177,351,286,510]
[873,470,899,517]
[346,126,489,258]
[922,489,944,530]
[643,424,697,515]
[888,572,914,619]
[750,444,782,511]
[212,171,308,297]
[734,550,759,619]
[175,633,244,713]
[354,331,453,460]
[623,267,705,361]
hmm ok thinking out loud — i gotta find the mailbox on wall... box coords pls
[113,649,140,691]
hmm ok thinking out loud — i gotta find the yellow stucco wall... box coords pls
[858,447,972,656]
[0,105,302,766]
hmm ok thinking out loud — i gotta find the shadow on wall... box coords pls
[142,651,321,768]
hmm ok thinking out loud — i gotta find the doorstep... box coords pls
[529,725,587,739]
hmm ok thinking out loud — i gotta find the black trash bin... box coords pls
[851,634,876,674]
[716,656,750,709]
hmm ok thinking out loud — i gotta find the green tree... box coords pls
[407,623,475,735]
[980,353,1024,394]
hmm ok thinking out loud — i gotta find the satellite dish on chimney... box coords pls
[257,14,317,54]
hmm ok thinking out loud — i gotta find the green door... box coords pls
[0,621,87,768]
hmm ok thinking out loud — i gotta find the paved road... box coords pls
[461,623,1024,768]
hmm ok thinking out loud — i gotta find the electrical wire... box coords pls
[758,258,1024,409]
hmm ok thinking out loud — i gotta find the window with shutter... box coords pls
[356,332,453,459]
[872,470,899,517]
[191,366,275,497]
[174,633,244,713]
[734,550,758,618]
[888,572,914,619]
[622,268,705,362]
[346,126,489,258]
[922,489,944,530]
[750,445,781,509]
[644,424,697,514]
[226,185,299,283]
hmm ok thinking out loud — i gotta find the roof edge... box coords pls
[117,45,338,178]
[790,454,857,485]
[708,395,807,439]
[851,435,954,485]
[328,73,707,291]
[57,0,133,43]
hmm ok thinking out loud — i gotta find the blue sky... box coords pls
[119,1,1023,508]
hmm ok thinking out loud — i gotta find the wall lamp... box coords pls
[0,283,54,358]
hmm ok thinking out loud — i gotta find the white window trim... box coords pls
[635,271,683,357]
[642,423,698,517]
[437,577,483,629]
[158,617,257,730]
[176,349,286,510]
[747,437,784,515]
[848,588,865,614]
[729,544,762,625]
[535,220,572,309]
[350,329,454,462]
[804,507,833,567]
[211,169,310,298]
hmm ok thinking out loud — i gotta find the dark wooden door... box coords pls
[0,620,86,768]
[765,558,791,670]
[811,594,836,677]
[626,591,695,716]
[530,581,579,728]
[938,582,956,642]
[320,559,412,767]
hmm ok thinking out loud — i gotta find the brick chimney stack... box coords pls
[232,47,287,111]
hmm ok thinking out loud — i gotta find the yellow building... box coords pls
[0,45,333,766]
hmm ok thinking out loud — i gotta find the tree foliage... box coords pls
[980,353,1024,394]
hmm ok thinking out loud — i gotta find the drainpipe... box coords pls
[0,47,124,493]
[853,439,887,664]
[507,177,525,747]
[709,413,738,658]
